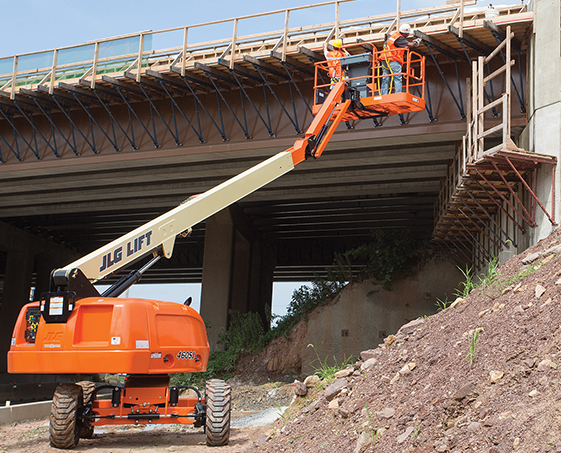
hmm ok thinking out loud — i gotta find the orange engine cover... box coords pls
[8,298,210,375]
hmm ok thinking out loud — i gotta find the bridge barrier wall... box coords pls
[0,400,51,425]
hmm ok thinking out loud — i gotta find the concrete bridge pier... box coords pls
[524,0,561,244]
[200,205,275,349]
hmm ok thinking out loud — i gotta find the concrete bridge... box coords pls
[0,0,559,384]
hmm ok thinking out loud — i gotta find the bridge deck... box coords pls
[0,1,540,281]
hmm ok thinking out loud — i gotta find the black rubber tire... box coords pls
[205,379,231,446]
[49,384,83,449]
[76,381,96,439]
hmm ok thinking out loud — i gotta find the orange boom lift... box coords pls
[8,43,424,449]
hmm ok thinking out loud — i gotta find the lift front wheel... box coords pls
[76,381,96,439]
[205,379,231,446]
[49,384,83,449]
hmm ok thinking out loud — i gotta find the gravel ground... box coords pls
[0,381,295,453]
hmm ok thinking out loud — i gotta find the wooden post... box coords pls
[396,0,401,32]
[91,42,100,89]
[10,56,18,100]
[137,34,145,82]
[182,27,188,76]
[335,1,340,39]
[459,0,464,38]
[230,19,239,70]
[282,10,290,62]
[49,49,58,95]
[477,56,484,157]
[505,25,512,139]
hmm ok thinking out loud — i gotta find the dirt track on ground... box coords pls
[0,416,268,452]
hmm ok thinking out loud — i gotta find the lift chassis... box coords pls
[8,44,424,449]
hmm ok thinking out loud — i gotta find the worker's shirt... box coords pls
[385,32,409,64]
[324,49,345,79]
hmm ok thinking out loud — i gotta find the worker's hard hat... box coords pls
[399,23,412,37]
[332,39,343,48]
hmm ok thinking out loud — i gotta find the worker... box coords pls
[323,39,349,84]
[381,23,421,95]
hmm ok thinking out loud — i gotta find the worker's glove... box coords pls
[413,38,422,46]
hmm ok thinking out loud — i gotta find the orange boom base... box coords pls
[9,298,209,375]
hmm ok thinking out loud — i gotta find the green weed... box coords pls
[435,297,451,312]
[465,328,482,366]
[307,344,353,381]
[364,404,379,445]
[455,265,477,298]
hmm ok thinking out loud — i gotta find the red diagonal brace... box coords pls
[491,161,537,227]
[474,168,535,228]
[504,156,557,226]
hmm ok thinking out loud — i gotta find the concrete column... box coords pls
[525,0,561,242]
[200,209,235,349]
[230,230,252,314]
[248,241,276,328]
[200,205,276,348]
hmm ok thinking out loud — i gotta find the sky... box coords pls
[4,0,444,320]
[1,0,443,57]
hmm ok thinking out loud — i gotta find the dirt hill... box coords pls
[245,229,561,453]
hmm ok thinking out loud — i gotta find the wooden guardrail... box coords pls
[0,1,527,99]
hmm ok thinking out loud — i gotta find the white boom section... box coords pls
[61,150,298,282]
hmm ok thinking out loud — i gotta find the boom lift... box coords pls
[7,45,424,449]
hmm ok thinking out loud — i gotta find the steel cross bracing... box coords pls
[0,3,533,164]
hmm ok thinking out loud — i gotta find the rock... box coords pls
[257,433,268,445]
[513,437,521,449]
[399,364,411,375]
[528,389,539,397]
[436,443,449,452]
[489,370,504,383]
[385,335,397,346]
[334,366,354,379]
[301,400,319,414]
[338,406,351,418]
[354,431,371,453]
[390,372,401,384]
[266,357,279,372]
[524,358,536,368]
[304,375,320,388]
[453,382,478,401]
[449,297,466,309]
[397,318,425,334]
[397,426,416,444]
[536,284,547,298]
[538,359,557,371]
[377,407,396,419]
[324,378,347,401]
[328,398,339,409]
[294,381,307,396]
[360,349,380,361]
[467,421,481,431]
[361,358,377,371]
[522,251,541,264]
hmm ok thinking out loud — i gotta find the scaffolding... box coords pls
[432,25,557,268]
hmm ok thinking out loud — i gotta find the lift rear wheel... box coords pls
[205,379,231,446]
[76,381,96,439]
[49,384,83,449]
